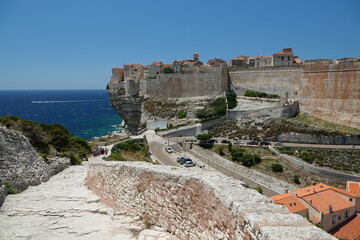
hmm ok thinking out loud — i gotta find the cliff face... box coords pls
[0,126,65,206]
[107,66,229,134]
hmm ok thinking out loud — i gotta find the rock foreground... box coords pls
[0,163,178,240]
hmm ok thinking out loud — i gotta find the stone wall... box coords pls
[226,102,300,124]
[229,59,360,129]
[87,162,335,240]
[278,133,360,145]
[298,60,360,129]
[140,66,228,99]
[230,67,302,98]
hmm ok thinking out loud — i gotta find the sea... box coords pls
[0,89,123,140]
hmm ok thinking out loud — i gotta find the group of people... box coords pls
[92,147,108,157]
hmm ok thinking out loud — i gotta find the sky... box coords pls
[0,0,359,90]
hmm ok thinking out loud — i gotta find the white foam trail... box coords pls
[31,100,103,104]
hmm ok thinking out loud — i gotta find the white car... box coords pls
[165,146,174,153]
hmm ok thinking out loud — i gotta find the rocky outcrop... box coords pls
[88,161,336,240]
[107,66,229,134]
[0,126,66,206]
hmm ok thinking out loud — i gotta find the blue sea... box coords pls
[0,89,123,140]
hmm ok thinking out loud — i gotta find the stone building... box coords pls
[110,67,124,83]
[272,48,296,66]
[144,61,163,79]
[270,182,360,235]
[255,56,273,67]
[173,52,203,72]
[230,56,249,68]
[206,58,227,66]
[124,64,145,80]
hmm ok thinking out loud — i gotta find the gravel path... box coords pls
[0,152,178,240]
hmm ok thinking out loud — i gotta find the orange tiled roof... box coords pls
[294,58,302,64]
[152,61,163,66]
[332,215,360,240]
[255,56,272,59]
[273,52,294,55]
[112,67,122,69]
[302,188,354,214]
[271,195,307,213]
[347,181,360,196]
[162,64,172,68]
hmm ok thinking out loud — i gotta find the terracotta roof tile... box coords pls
[347,181,360,196]
[332,215,360,240]
[271,195,307,213]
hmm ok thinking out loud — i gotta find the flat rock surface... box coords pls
[0,159,178,240]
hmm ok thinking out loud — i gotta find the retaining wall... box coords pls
[269,146,360,182]
[87,162,335,240]
[188,145,297,196]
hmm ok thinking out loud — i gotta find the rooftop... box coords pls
[332,215,360,240]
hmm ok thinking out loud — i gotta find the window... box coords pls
[332,215,337,225]
[345,210,350,218]
[288,56,290,60]
[282,56,284,61]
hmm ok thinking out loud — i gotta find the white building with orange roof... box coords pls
[255,55,272,67]
[269,182,360,234]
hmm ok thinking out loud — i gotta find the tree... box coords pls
[163,66,174,74]
[196,133,213,141]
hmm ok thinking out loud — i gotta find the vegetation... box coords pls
[163,66,174,74]
[208,112,360,140]
[293,175,301,184]
[177,110,187,119]
[251,186,263,194]
[244,90,279,99]
[106,139,152,162]
[0,116,91,164]
[196,97,227,122]
[196,133,213,141]
[278,147,360,173]
[2,180,17,194]
[271,163,284,173]
[226,92,237,109]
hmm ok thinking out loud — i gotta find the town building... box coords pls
[173,52,203,72]
[230,56,249,68]
[144,61,163,79]
[269,182,360,238]
[124,64,145,81]
[255,56,273,67]
[206,58,227,66]
[111,67,124,83]
[272,48,296,66]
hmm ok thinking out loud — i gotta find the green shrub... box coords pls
[69,154,82,165]
[244,90,279,99]
[163,66,174,74]
[2,180,17,194]
[196,97,226,120]
[177,110,187,119]
[251,186,263,194]
[196,133,213,141]
[226,92,237,109]
[271,163,284,172]
[293,175,301,184]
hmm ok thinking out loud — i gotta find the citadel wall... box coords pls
[87,161,335,240]
[229,60,360,129]
[139,66,229,99]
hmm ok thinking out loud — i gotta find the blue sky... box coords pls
[0,0,359,90]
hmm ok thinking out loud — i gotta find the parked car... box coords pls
[177,157,192,164]
[210,139,218,143]
[184,160,196,167]
[259,141,271,146]
[233,140,243,145]
[221,139,230,144]
[275,142,282,146]
[246,141,258,145]
[165,146,174,153]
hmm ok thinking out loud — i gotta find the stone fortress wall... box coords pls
[230,58,360,129]
[87,161,335,240]
[139,65,229,99]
